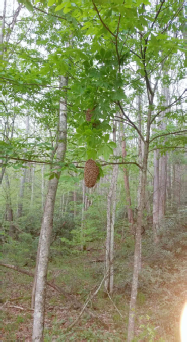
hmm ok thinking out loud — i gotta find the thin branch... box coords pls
[117,101,145,142]
[161,5,184,34]
[92,1,116,37]
[151,89,187,124]
[149,146,186,153]
[1,156,141,169]
[1,77,70,90]
[66,274,106,331]
[150,130,187,143]
[101,162,142,169]
[151,0,166,30]
[33,6,67,21]
[106,289,124,318]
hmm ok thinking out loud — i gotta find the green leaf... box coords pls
[48,0,55,6]
[55,4,64,11]
[49,173,55,180]
[63,6,72,14]
[87,149,97,160]
[104,134,110,143]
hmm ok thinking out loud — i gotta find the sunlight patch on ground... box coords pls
[180,302,187,342]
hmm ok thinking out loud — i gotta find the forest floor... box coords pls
[1,215,187,341]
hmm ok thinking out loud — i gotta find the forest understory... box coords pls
[1,207,186,342]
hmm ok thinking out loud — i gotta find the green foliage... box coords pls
[2,233,38,266]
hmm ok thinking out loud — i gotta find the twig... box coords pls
[0,262,67,297]
[106,290,124,319]
[66,275,106,331]
[9,305,25,310]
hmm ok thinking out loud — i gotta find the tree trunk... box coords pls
[30,164,35,209]
[167,154,172,208]
[5,173,15,237]
[137,95,143,270]
[18,116,29,218]
[73,189,77,220]
[174,163,181,207]
[153,147,160,243]
[41,164,45,210]
[0,0,7,185]
[105,123,118,294]
[32,75,68,341]
[159,152,167,221]
[81,180,85,250]
[120,122,134,226]
[158,84,168,222]
[127,100,152,341]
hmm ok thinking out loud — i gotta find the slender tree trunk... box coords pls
[105,123,118,294]
[175,163,181,207]
[120,121,134,226]
[153,148,160,243]
[41,164,45,210]
[159,152,167,220]
[64,191,69,214]
[0,0,7,185]
[32,75,68,341]
[30,164,35,209]
[127,100,152,341]
[158,84,168,222]
[73,188,77,220]
[81,180,85,250]
[137,95,143,270]
[5,173,15,237]
[18,117,29,218]
[167,154,172,208]
[17,168,27,218]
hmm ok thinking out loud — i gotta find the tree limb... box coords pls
[150,89,187,124]
[92,1,116,37]
[117,101,145,142]
[150,130,187,143]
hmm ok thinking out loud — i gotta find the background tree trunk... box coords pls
[81,180,85,250]
[30,164,35,209]
[153,146,160,243]
[158,84,168,222]
[5,173,15,237]
[127,98,152,341]
[32,75,68,341]
[120,121,134,226]
[105,123,118,294]
[17,117,29,218]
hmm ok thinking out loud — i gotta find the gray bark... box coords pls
[41,164,45,210]
[81,180,85,250]
[32,75,68,341]
[105,123,118,294]
[127,99,152,341]
[153,148,160,243]
[5,173,15,237]
[158,85,168,222]
[120,121,134,227]
[137,95,143,269]
[17,117,29,218]
[30,164,35,209]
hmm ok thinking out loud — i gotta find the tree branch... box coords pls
[33,6,67,21]
[150,89,187,124]
[117,101,145,142]
[150,130,187,143]
[149,146,186,153]
[101,161,142,169]
[92,1,116,37]
[0,262,67,296]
